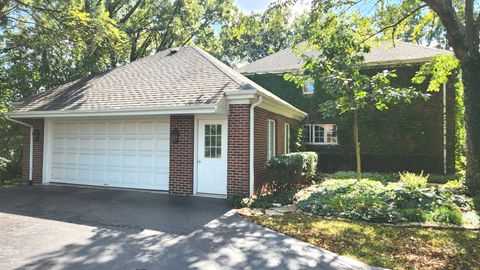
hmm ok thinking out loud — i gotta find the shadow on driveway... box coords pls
[0,185,231,235]
[0,185,383,270]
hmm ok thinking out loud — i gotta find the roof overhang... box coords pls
[6,103,223,119]
[225,90,307,120]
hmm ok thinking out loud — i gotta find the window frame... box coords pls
[302,79,315,95]
[303,124,338,145]
[267,119,276,160]
[284,123,290,154]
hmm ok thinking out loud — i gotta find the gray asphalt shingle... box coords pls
[238,41,451,74]
[12,46,252,113]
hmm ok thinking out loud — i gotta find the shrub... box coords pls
[427,206,463,225]
[265,152,318,191]
[399,172,428,191]
[440,180,467,194]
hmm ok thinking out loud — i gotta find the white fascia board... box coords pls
[258,95,307,120]
[7,104,219,119]
[225,90,306,120]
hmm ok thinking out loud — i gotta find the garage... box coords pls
[44,118,170,191]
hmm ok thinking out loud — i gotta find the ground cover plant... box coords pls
[248,212,480,270]
[298,172,478,225]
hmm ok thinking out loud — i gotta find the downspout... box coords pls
[249,95,263,196]
[5,114,34,185]
[443,82,447,175]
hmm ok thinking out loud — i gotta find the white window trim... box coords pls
[304,124,338,145]
[267,119,276,160]
[284,123,290,154]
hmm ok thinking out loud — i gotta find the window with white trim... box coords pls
[267,119,276,160]
[303,124,337,145]
[284,123,290,154]
[303,79,315,95]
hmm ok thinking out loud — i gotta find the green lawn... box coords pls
[248,212,480,270]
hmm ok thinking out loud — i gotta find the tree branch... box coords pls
[422,0,468,59]
[361,4,427,43]
[119,0,143,24]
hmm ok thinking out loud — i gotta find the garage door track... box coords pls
[0,185,382,270]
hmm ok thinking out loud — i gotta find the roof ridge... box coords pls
[394,40,452,53]
[189,45,254,90]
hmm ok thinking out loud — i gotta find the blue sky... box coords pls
[235,0,273,13]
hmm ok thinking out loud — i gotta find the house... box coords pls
[6,46,306,197]
[238,41,457,174]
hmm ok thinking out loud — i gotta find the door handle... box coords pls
[198,160,202,163]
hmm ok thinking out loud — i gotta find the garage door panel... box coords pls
[48,119,169,190]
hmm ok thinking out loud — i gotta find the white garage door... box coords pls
[47,118,169,190]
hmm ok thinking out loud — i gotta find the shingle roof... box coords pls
[237,41,451,74]
[12,46,293,113]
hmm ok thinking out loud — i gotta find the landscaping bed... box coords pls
[0,176,22,187]
[247,212,480,270]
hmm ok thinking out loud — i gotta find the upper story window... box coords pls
[303,124,337,145]
[303,79,315,95]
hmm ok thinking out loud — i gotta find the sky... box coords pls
[235,0,311,16]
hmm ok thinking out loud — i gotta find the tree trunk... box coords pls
[462,54,480,195]
[353,110,361,181]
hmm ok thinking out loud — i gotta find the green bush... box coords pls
[427,206,463,225]
[440,179,467,194]
[399,172,428,191]
[265,152,318,191]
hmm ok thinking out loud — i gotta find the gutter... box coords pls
[4,114,33,185]
[249,96,263,196]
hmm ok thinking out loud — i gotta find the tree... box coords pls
[321,0,480,194]
[0,0,235,177]
[219,1,297,65]
[286,12,427,181]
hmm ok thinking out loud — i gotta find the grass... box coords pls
[248,212,480,270]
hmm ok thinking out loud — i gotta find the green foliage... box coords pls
[298,174,477,225]
[399,171,428,190]
[412,54,460,92]
[265,152,318,191]
[231,190,297,209]
[329,171,398,182]
[427,206,463,225]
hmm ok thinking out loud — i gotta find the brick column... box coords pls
[227,104,250,197]
[169,115,195,195]
[21,119,45,185]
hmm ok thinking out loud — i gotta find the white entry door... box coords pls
[197,119,228,195]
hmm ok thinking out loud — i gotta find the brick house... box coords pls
[6,46,306,198]
[238,41,457,175]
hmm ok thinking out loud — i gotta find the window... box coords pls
[204,124,222,158]
[284,123,290,154]
[267,119,276,160]
[303,79,315,95]
[303,124,337,145]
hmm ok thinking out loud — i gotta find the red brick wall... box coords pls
[169,115,195,195]
[227,104,250,197]
[21,119,44,184]
[254,107,297,193]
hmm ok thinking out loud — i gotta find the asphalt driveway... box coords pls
[0,185,382,270]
